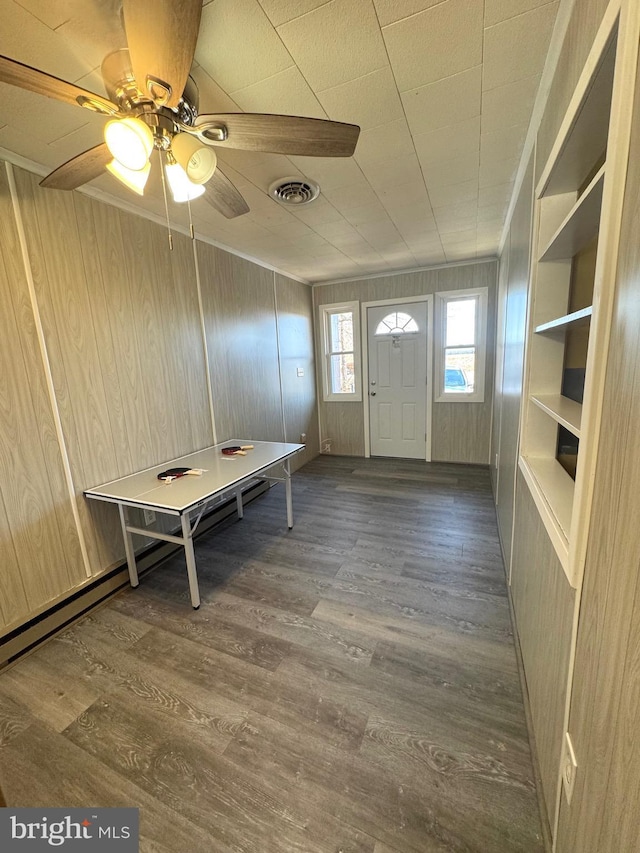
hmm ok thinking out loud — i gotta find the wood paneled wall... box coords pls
[493,155,534,573]
[556,43,640,851]
[275,274,319,470]
[198,244,283,443]
[510,472,575,825]
[0,162,319,638]
[313,261,497,462]
[0,168,86,629]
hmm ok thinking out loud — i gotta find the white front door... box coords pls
[367,301,428,459]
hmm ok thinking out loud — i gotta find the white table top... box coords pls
[84,440,303,514]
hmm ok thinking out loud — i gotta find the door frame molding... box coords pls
[361,295,434,461]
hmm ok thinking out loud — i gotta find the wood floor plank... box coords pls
[111,592,293,671]
[0,721,234,852]
[64,694,376,853]
[157,587,377,664]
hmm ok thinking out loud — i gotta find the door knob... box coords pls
[370,391,376,396]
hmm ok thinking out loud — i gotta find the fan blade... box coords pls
[202,169,250,219]
[123,0,201,109]
[0,54,118,115]
[40,144,112,190]
[193,114,360,157]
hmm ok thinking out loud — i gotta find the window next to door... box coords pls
[434,288,488,403]
[319,301,362,402]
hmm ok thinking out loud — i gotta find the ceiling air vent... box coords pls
[269,177,320,205]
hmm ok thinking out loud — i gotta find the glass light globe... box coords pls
[104,117,154,171]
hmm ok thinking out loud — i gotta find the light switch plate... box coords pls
[297,367,304,377]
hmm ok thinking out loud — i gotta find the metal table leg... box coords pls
[181,512,201,609]
[284,459,293,529]
[118,503,139,587]
[235,488,244,520]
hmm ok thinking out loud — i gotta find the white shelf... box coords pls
[535,306,592,334]
[539,165,605,261]
[540,32,616,196]
[531,394,582,438]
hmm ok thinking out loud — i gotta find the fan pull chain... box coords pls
[187,197,195,240]
[158,150,173,251]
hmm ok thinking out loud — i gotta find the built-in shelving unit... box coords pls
[519,18,620,585]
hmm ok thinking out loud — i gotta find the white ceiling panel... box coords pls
[414,116,481,167]
[481,73,541,135]
[485,0,555,28]
[231,66,326,118]
[478,182,514,208]
[288,156,364,191]
[483,2,559,92]
[277,0,387,92]
[360,154,424,191]
[354,118,415,165]
[402,66,482,136]
[479,156,520,188]
[428,179,479,209]
[382,0,483,92]
[480,123,528,168]
[373,0,445,28]
[420,153,479,189]
[340,201,390,226]
[0,0,560,281]
[257,0,331,28]
[196,0,294,93]
[317,67,404,130]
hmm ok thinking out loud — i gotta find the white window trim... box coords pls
[434,287,488,403]
[319,300,362,402]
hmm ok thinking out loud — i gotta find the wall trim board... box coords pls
[0,480,269,669]
[192,240,218,445]
[314,256,497,288]
[5,161,92,580]
[0,149,309,286]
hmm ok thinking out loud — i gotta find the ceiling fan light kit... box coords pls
[104,116,154,171]
[171,132,217,184]
[106,157,150,195]
[0,0,360,229]
[164,156,206,203]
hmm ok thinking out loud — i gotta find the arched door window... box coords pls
[375,311,419,335]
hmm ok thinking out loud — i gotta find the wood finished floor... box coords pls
[0,456,544,852]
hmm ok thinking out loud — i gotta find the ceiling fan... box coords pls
[0,0,360,219]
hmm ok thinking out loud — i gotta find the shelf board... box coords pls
[531,394,582,437]
[519,454,574,547]
[535,306,592,334]
[539,165,605,261]
[540,30,616,196]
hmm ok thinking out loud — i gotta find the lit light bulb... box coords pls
[171,133,217,184]
[165,160,206,202]
[104,117,154,171]
[106,158,150,195]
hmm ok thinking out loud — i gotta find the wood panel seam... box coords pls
[5,162,91,579]
[273,272,288,442]
[192,240,218,445]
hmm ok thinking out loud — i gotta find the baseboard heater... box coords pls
[0,479,269,670]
